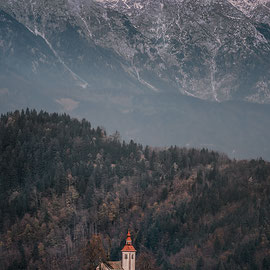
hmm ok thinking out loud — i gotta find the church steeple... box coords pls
[121,230,136,270]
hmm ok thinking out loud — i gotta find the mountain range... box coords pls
[0,0,270,159]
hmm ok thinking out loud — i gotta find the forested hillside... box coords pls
[0,110,270,270]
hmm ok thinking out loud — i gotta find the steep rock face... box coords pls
[0,0,157,93]
[1,0,270,103]
[1,1,270,159]
[0,1,157,112]
[95,0,270,102]
[228,0,270,22]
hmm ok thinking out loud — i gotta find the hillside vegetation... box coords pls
[0,110,270,270]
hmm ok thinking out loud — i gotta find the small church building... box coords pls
[96,230,136,270]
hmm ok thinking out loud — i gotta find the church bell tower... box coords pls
[121,230,136,270]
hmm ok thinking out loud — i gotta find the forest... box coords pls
[0,109,270,270]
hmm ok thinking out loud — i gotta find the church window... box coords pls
[125,254,128,259]
[132,255,134,259]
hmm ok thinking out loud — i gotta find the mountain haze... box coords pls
[0,0,270,159]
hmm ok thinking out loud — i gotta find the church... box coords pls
[96,231,136,270]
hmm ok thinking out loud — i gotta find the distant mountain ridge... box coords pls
[96,0,270,102]
[1,0,270,160]
[1,0,270,103]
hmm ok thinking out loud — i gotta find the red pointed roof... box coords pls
[121,230,136,252]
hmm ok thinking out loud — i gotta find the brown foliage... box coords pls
[136,250,160,270]
[81,234,107,270]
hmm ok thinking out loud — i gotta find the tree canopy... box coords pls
[0,109,270,269]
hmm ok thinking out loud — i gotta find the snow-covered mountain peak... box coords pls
[1,0,270,104]
[227,0,270,15]
[94,0,149,10]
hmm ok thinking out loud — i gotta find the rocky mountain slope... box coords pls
[97,0,270,103]
[1,0,270,103]
[0,0,270,159]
